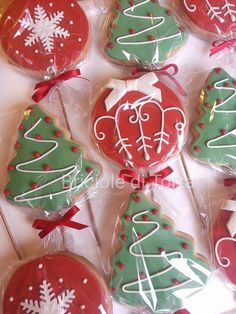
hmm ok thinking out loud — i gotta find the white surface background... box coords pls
[0,1,235,313]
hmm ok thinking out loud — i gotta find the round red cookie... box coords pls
[3,253,111,314]
[92,72,188,169]
[0,0,89,73]
[213,209,236,285]
[178,0,236,39]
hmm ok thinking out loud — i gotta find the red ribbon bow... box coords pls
[32,69,82,103]
[32,206,88,239]
[209,39,236,57]
[132,64,187,97]
[119,167,178,191]
[224,178,236,187]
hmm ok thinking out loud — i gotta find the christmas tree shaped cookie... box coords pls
[4,105,100,213]
[105,0,187,67]
[110,192,211,313]
[191,68,236,173]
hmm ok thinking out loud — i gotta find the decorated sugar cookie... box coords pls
[92,72,188,169]
[178,0,236,39]
[3,253,111,314]
[4,105,100,213]
[213,197,236,286]
[110,192,211,313]
[0,0,89,73]
[191,68,236,174]
[105,0,187,67]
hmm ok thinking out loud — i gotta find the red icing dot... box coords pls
[147,12,153,17]
[193,146,201,153]
[43,164,51,171]
[71,147,79,153]
[116,4,122,10]
[15,142,22,149]
[215,68,222,74]
[181,242,189,250]
[148,35,155,41]
[233,81,236,86]
[140,272,146,279]
[107,42,113,49]
[34,133,42,140]
[121,234,127,241]
[118,262,125,270]
[142,214,150,221]
[54,130,62,138]
[204,102,210,108]
[19,124,24,131]
[179,26,185,32]
[224,82,231,87]
[133,194,141,202]
[86,167,93,174]
[33,152,41,158]
[207,85,214,91]
[172,278,180,286]
[44,116,52,124]
[220,129,228,135]
[217,98,222,104]
[151,0,157,2]
[129,0,135,5]
[129,28,136,34]
[125,215,132,221]
[166,9,172,16]
[4,189,10,196]
[64,184,70,190]
[163,224,171,230]
[159,247,165,253]
[31,182,38,189]
[198,122,205,129]
[152,209,159,215]
[7,164,15,171]
[137,232,142,239]
[111,287,116,293]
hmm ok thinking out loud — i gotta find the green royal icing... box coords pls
[191,68,236,173]
[5,105,100,213]
[105,0,187,66]
[110,192,211,313]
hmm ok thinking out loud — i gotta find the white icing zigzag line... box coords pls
[215,237,236,267]
[183,0,197,12]
[116,0,181,49]
[214,78,236,113]
[14,118,94,203]
[206,0,225,23]
[207,128,236,158]
[122,210,209,295]
[222,0,236,22]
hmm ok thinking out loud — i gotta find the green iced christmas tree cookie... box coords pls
[191,68,236,173]
[4,105,100,213]
[110,192,211,313]
[105,0,187,67]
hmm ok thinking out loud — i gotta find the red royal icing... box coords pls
[92,75,187,169]
[181,0,236,38]
[213,210,236,285]
[3,254,111,314]
[0,0,89,73]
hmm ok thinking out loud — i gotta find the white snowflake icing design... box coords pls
[206,0,236,23]
[19,5,70,53]
[20,280,75,314]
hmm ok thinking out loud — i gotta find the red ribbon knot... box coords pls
[32,68,82,103]
[132,64,187,97]
[32,206,88,239]
[119,167,178,191]
[224,178,236,187]
[210,39,236,57]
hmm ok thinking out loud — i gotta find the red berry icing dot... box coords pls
[86,167,93,174]
[107,42,113,49]
[233,81,236,86]
[198,122,205,129]
[111,287,116,293]
[33,152,41,158]
[147,12,153,17]
[7,164,15,171]
[121,234,127,241]
[194,146,201,153]
[148,35,155,41]
[217,98,222,104]
[215,68,222,74]
[15,142,22,149]
[152,209,159,215]
[142,214,150,221]
[159,247,165,253]
[118,261,125,270]
[204,102,210,108]
[207,85,214,91]
[71,146,79,153]
[19,124,24,131]
[34,133,42,140]
[181,242,189,250]
[166,9,172,16]
[4,189,10,197]
[125,215,132,221]
[129,0,135,5]
[220,129,228,135]
[43,164,51,171]
[54,130,62,138]
[139,272,146,279]
[31,182,38,189]
[172,278,180,286]
[133,194,141,202]
[44,116,52,124]
[163,224,171,230]
[129,28,136,34]
[137,232,142,239]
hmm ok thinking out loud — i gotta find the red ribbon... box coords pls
[119,167,178,191]
[209,39,236,57]
[32,69,82,103]
[174,310,191,314]
[132,64,187,97]
[32,206,88,239]
[224,178,236,187]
